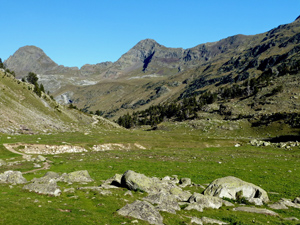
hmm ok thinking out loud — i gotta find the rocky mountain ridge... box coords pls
[4,16,300,119]
[4,46,113,78]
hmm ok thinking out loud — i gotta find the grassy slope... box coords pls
[0,71,118,134]
[0,121,299,224]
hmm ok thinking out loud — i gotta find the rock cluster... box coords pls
[203,176,269,205]
[0,170,27,184]
[113,170,275,224]
[92,143,146,151]
[14,144,88,155]
[23,170,94,196]
[250,139,300,149]
[1,168,299,224]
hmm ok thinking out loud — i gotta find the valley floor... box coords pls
[0,122,299,224]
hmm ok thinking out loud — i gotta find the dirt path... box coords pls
[22,161,51,174]
[3,143,27,157]
[3,143,51,174]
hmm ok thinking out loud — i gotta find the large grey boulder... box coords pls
[121,170,153,192]
[203,176,269,205]
[0,170,27,184]
[59,170,94,183]
[143,192,180,214]
[117,200,163,225]
[179,177,191,188]
[23,179,61,196]
[121,170,182,194]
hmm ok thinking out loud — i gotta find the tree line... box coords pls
[116,69,285,129]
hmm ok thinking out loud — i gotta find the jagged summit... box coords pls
[133,38,161,49]
[295,15,300,21]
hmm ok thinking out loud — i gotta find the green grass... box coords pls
[0,123,300,224]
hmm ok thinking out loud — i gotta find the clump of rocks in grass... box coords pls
[0,170,27,184]
[113,170,278,224]
[250,139,300,149]
[23,170,94,196]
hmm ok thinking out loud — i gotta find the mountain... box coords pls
[4,46,113,78]
[4,17,300,120]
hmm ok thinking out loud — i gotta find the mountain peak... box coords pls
[4,45,58,77]
[133,38,161,49]
[295,15,300,22]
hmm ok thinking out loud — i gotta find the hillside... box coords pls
[4,16,300,120]
[0,69,119,134]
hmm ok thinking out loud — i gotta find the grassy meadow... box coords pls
[0,120,300,224]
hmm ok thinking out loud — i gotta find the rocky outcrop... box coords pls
[23,178,61,197]
[0,170,27,184]
[188,193,224,209]
[269,198,300,209]
[191,216,229,225]
[232,206,278,216]
[59,170,94,183]
[0,159,7,166]
[203,176,269,205]
[23,170,94,196]
[117,200,164,225]
[143,192,180,214]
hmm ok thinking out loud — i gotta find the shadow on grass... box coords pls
[264,135,300,143]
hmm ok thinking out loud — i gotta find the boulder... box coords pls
[121,170,153,192]
[293,197,300,204]
[0,159,7,166]
[104,173,122,187]
[143,192,180,214]
[284,217,299,221]
[121,170,180,194]
[60,170,94,183]
[23,179,61,196]
[0,170,27,184]
[233,206,278,216]
[34,155,46,162]
[201,217,229,224]
[32,171,60,183]
[268,202,289,210]
[117,200,163,225]
[277,198,300,209]
[184,203,203,212]
[179,178,191,187]
[191,217,203,225]
[203,176,269,205]
[188,193,223,209]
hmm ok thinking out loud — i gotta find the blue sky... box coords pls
[1,0,299,68]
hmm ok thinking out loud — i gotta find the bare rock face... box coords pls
[117,200,164,225]
[203,176,269,205]
[0,170,27,184]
